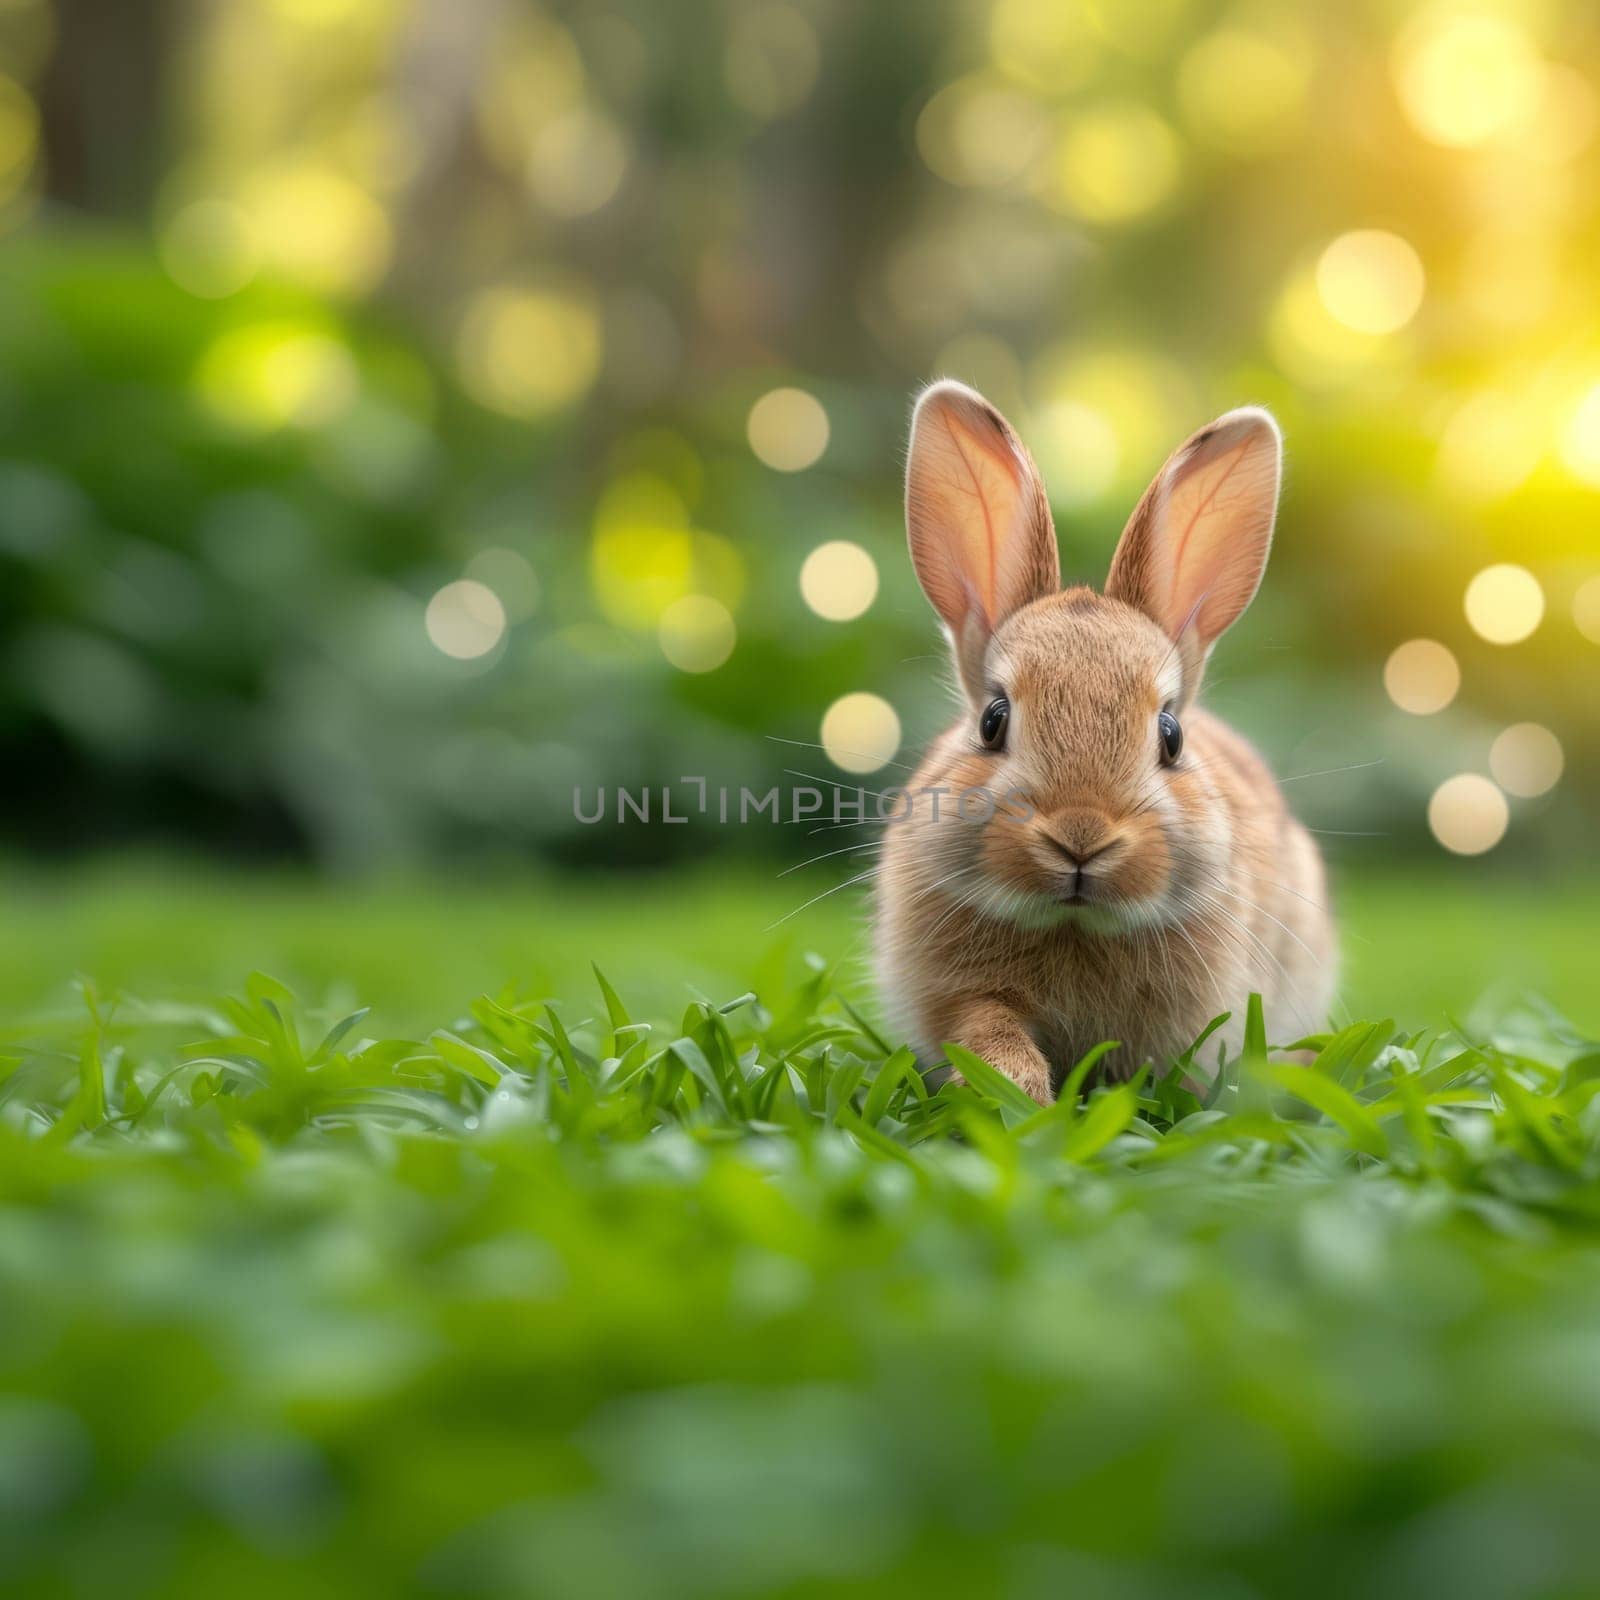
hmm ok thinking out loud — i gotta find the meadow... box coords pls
[2,857,1595,1031]
[2,864,1599,1597]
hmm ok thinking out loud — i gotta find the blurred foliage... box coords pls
[3,968,1600,1594]
[0,0,1596,868]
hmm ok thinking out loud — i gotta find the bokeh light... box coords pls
[1489,723,1564,798]
[590,475,694,630]
[799,541,878,622]
[456,286,601,420]
[1053,103,1180,225]
[1268,268,1396,388]
[1574,577,1600,644]
[9,0,1600,891]
[658,595,736,673]
[464,548,540,621]
[1030,400,1120,507]
[1520,63,1599,163]
[747,388,829,472]
[1029,343,1191,492]
[1428,773,1509,856]
[196,323,359,433]
[0,73,38,204]
[1392,11,1542,149]
[1383,638,1459,715]
[1464,564,1544,644]
[160,199,259,299]
[1559,384,1600,486]
[1177,25,1309,154]
[1315,231,1425,336]
[821,693,901,775]
[916,75,1052,189]
[1437,391,1545,502]
[245,166,391,297]
[475,14,587,172]
[987,0,1102,93]
[527,107,629,217]
[426,579,507,661]
[725,3,820,119]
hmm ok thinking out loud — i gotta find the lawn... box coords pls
[2,860,1599,1598]
[0,855,1594,1032]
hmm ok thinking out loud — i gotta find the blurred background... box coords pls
[0,0,1594,1023]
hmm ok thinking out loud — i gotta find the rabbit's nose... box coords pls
[1046,836,1112,869]
[1041,810,1116,866]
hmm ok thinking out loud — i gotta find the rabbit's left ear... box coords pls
[905,380,1060,704]
[1105,407,1281,702]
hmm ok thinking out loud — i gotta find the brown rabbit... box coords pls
[875,380,1336,1101]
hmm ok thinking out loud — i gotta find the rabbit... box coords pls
[875,380,1336,1102]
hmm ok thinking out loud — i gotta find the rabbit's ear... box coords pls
[905,380,1060,702]
[1105,407,1281,701]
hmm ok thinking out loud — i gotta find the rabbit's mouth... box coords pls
[1055,861,1108,907]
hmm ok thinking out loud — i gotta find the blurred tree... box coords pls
[36,0,178,217]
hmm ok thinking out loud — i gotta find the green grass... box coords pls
[4,924,1600,1598]
[0,856,1595,1032]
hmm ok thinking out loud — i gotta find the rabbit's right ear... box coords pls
[1105,408,1282,704]
[905,380,1060,704]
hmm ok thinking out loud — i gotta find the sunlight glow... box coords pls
[800,541,878,622]
[1383,639,1459,715]
[1516,63,1599,162]
[1460,229,1558,330]
[1393,10,1542,149]
[1030,400,1121,507]
[821,693,901,775]
[1464,564,1544,645]
[1428,773,1508,856]
[1030,344,1190,491]
[1559,384,1600,486]
[1489,723,1564,798]
[1437,391,1545,502]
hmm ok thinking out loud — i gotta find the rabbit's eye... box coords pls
[1158,709,1183,765]
[979,696,1009,751]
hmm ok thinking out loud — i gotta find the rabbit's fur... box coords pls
[875,381,1336,1101]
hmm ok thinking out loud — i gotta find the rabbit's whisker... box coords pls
[1277,758,1384,785]
[765,866,881,932]
[765,735,920,775]
[778,839,888,878]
